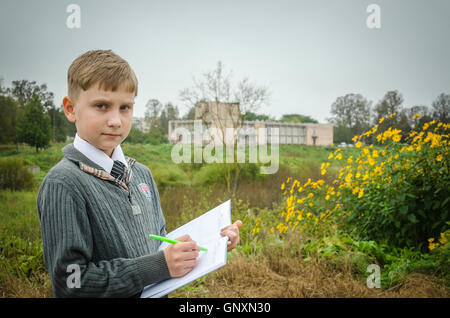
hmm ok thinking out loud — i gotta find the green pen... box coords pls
[149,234,208,252]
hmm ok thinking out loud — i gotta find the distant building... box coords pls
[168,101,333,146]
[132,117,150,133]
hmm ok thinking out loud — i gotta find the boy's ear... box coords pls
[63,96,76,123]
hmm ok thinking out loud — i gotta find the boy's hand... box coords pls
[163,234,199,278]
[221,220,243,251]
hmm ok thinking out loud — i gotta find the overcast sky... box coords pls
[1,0,449,123]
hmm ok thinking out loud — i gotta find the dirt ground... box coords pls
[2,253,447,298]
[171,254,449,298]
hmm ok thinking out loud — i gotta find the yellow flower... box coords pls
[335,153,343,160]
[355,141,362,148]
[436,154,443,162]
[325,195,330,201]
[321,169,327,175]
[281,183,285,190]
[345,173,353,183]
[392,135,401,143]
[347,156,353,163]
[328,153,334,160]
[413,113,422,119]
[379,117,385,124]
[358,188,364,198]
[362,147,369,155]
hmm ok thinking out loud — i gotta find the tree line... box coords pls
[3,74,446,152]
[0,78,76,152]
[328,90,449,144]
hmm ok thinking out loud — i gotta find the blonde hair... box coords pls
[67,49,138,101]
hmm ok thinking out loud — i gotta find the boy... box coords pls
[37,49,242,297]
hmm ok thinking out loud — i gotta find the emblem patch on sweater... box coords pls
[139,183,152,201]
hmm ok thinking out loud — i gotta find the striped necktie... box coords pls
[110,160,126,183]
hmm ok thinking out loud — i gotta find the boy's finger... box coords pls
[221,220,242,232]
[221,228,238,241]
[176,234,192,242]
[177,240,199,252]
[183,250,200,261]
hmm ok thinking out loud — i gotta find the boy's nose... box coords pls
[107,111,122,128]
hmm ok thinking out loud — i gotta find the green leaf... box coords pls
[396,193,406,202]
[399,205,408,215]
[441,197,450,208]
[407,214,417,224]
[405,193,416,199]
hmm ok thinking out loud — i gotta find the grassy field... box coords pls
[0,141,448,298]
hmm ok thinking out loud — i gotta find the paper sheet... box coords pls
[141,199,232,298]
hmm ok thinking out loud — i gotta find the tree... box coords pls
[404,105,432,130]
[280,114,318,123]
[0,77,5,95]
[328,93,372,143]
[7,79,55,110]
[17,96,52,152]
[179,61,271,193]
[373,90,404,124]
[160,102,179,135]
[371,90,409,142]
[144,99,163,132]
[125,126,147,144]
[431,93,450,123]
[47,105,75,142]
[0,95,19,144]
[182,106,196,120]
[244,111,274,121]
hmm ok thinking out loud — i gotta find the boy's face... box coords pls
[63,82,135,157]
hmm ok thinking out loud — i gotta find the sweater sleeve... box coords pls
[37,179,171,298]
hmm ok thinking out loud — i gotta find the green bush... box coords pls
[0,235,45,277]
[340,118,450,249]
[0,158,34,191]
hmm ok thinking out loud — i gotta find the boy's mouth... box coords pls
[102,133,121,138]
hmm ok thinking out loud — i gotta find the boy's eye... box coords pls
[96,104,106,109]
[120,105,131,110]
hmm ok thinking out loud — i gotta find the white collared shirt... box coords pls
[73,133,128,174]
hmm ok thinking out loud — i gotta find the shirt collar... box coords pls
[73,133,128,174]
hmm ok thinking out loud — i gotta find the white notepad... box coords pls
[141,199,232,298]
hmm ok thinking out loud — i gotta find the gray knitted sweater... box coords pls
[37,143,171,297]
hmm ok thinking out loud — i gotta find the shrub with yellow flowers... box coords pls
[272,114,449,252]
